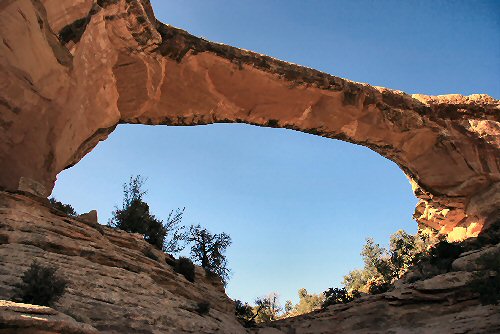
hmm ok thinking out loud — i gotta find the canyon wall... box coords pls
[1,191,499,333]
[0,0,499,239]
[0,191,246,333]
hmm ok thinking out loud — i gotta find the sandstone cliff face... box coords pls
[1,192,499,333]
[0,300,99,334]
[253,243,500,334]
[0,0,498,239]
[0,191,246,334]
[254,288,500,334]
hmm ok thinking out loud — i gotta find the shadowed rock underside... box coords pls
[1,0,499,240]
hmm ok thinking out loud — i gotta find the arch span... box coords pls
[0,0,498,239]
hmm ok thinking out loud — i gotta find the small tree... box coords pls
[163,208,187,254]
[390,230,419,277]
[343,230,437,294]
[109,175,187,252]
[287,288,324,316]
[187,224,231,285]
[342,269,367,292]
[254,292,282,322]
[235,300,256,326]
[284,300,293,315]
[361,238,390,278]
[13,261,68,306]
[109,175,152,234]
[342,238,392,293]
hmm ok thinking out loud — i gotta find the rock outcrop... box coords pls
[0,300,99,334]
[253,287,500,334]
[0,0,498,239]
[0,191,246,333]
[1,191,499,333]
[252,239,500,334]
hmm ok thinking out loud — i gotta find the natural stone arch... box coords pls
[0,0,498,240]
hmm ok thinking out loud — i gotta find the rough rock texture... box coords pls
[2,191,500,333]
[254,289,500,334]
[0,0,498,239]
[0,191,246,334]
[253,246,500,334]
[0,300,99,334]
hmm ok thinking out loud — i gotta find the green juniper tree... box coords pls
[109,175,187,253]
[187,224,231,285]
[343,229,437,294]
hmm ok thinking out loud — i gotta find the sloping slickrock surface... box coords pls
[0,300,99,334]
[1,191,500,333]
[0,191,246,334]
[254,267,500,334]
[0,0,498,239]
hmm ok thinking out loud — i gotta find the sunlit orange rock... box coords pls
[0,0,498,239]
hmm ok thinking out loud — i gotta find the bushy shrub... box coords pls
[196,301,210,315]
[322,287,358,308]
[235,300,255,326]
[368,281,391,294]
[429,240,463,270]
[174,257,195,283]
[49,198,77,216]
[13,261,68,306]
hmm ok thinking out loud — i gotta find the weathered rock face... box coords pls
[253,283,500,334]
[0,300,99,334]
[0,2,499,235]
[0,191,246,334]
[253,240,500,334]
[1,192,499,333]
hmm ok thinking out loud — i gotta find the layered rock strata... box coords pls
[1,191,499,333]
[0,300,99,334]
[253,243,500,334]
[0,191,246,334]
[0,0,498,239]
[254,287,500,334]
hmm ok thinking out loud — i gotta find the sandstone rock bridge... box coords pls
[1,0,499,240]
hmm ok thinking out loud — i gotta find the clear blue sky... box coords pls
[52,1,499,305]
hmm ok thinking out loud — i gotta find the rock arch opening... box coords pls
[50,122,418,304]
[1,1,500,332]
[0,0,498,243]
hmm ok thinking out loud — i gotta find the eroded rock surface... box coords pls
[0,191,246,334]
[253,241,500,334]
[0,0,498,239]
[0,300,99,334]
[1,191,499,333]
[254,290,500,334]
